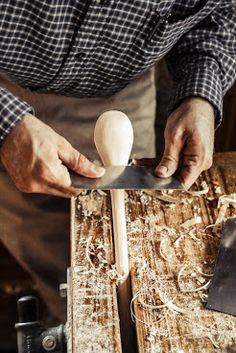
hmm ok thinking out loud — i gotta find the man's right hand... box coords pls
[0,113,105,197]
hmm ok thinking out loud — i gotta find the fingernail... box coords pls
[156,165,168,175]
[93,165,105,176]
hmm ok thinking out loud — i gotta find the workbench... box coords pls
[68,152,236,353]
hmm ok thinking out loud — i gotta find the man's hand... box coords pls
[0,113,105,197]
[155,97,215,189]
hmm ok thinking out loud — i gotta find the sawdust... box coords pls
[76,190,105,216]
[126,188,236,353]
[71,178,236,353]
[70,190,122,353]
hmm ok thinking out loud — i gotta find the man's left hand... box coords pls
[155,97,215,190]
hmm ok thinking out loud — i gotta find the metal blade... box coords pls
[207,217,236,316]
[70,165,183,190]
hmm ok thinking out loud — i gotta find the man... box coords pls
[0,1,235,320]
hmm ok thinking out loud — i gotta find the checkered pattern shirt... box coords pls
[0,0,235,141]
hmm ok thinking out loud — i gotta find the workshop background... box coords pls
[0,64,236,353]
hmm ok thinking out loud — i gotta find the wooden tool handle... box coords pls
[94,110,134,279]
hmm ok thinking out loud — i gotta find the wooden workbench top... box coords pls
[69,152,236,353]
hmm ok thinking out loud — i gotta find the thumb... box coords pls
[155,137,184,178]
[58,139,105,178]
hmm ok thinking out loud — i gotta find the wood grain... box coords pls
[69,152,236,353]
[69,191,122,353]
[129,152,236,353]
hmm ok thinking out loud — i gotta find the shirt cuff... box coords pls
[171,58,223,129]
[0,87,33,141]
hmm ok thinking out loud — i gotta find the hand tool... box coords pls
[70,165,183,190]
[207,217,236,316]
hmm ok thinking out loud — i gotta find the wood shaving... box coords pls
[131,287,190,323]
[144,190,181,203]
[205,193,236,234]
[180,216,202,229]
[177,266,211,293]
[187,181,209,196]
[218,193,236,209]
[195,266,213,278]
[159,237,176,262]
[214,186,222,194]
[71,163,236,353]
[78,190,104,216]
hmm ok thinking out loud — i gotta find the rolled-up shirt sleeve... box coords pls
[166,0,236,128]
[0,87,33,141]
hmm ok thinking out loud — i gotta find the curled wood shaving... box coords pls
[205,193,236,234]
[85,236,97,269]
[177,265,211,293]
[140,295,190,316]
[160,226,176,236]
[131,286,191,323]
[218,193,236,208]
[159,237,177,262]
[180,216,202,229]
[159,238,170,262]
[187,181,209,196]
[130,290,165,326]
[188,228,200,241]
[144,190,180,203]
[174,233,185,246]
[139,294,177,310]
[96,189,107,196]
[195,266,213,278]
[207,334,220,349]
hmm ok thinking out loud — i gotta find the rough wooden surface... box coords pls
[69,152,236,353]
[69,191,122,353]
[129,152,236,353]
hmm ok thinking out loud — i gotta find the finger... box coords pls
[178,151,213,190]
[18,177,82,198]
[155,135,185,178]
[24,160,82,197]
[34,184,82,198]
[58,138,105,178]
[45,163,83,197]
[178,163,202,190]
[45,184,82,198]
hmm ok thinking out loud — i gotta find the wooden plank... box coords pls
[129,152,236,353]
[69,152,236,353]
[69,191,122,353]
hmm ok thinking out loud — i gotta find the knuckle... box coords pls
[17,184,28,192]
[17,181,35,193]
[162,154,178,164]
[164,126,184,141]
[59,136,70,148]
[191,155,201,165]
[74,153,87,170]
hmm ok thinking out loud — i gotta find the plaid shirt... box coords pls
[0,0,235,141]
